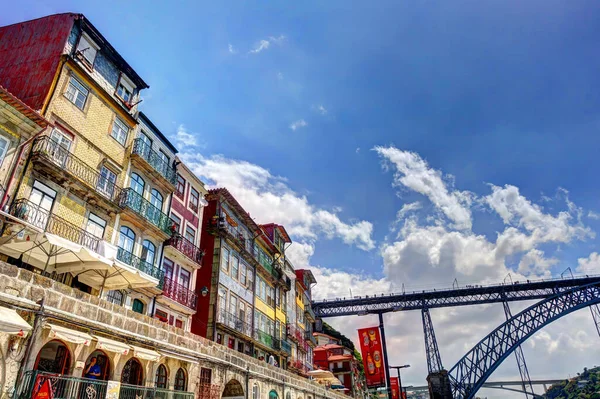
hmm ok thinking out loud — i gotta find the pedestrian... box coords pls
[85,357,101,379]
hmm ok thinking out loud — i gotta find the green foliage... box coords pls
[544,366,600,399]
[322,322,356,351]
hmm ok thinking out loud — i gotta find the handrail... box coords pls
[162,276,197,309]
[165,235,204,264]
[131,138,177,184]
[116,247,164,281]
[33,136,122,202]
[10,198,100,252]
[216,309,253,337]
[119,188,171,235]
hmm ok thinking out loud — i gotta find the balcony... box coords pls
[281,339,292,355]
[131,138,177,188]
[216,309,252,338]
[9,199,100,252]
[118,188,171,236]
[305,330,317,346]
[289,359,308,375]
[31,136,122,211]
[253,329,275,349]
[165,235,204,267]
[116,247,164,282]
[304,304,316,322]
[207,216,258,267]
[286,324,303,344]
[161,276,197,310]
[15,371,193,399]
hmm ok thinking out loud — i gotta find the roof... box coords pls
[79,15,149,89]
[314,344,343,351]
[260,223,292,243]
[138,112,178,153]
[206,188,260,232]
[328,354,353,362]
[297,269,317,287]
[0,85,49,128]
[175,156,206,192]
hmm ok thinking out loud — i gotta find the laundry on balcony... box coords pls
[44,323,93,346]
[0,306,32,337]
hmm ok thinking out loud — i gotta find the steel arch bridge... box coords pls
[448,281,600,399]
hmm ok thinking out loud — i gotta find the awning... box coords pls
[77,258,159,291]
[308,369,335,379]
[93,335,131,355]
[160,350,199,364]
[0,307,31,336]
[0,232,112,273]
[131,345,161,362]
[45,323,92,346]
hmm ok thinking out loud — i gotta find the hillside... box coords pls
[544,367,600,399]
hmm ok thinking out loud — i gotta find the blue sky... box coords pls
[4,1,600,393]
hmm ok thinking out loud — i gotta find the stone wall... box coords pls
[0,262,347,399]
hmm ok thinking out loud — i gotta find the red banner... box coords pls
[357,326,386,388]
[390,377,399,399]
[33,377,53,399]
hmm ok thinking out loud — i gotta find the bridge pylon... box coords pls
[422,308,452,399]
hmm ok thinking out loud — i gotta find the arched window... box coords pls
[35,340,71,374]
[252,384,260,399]
[150,189,163,210]
[130,173,145,195]
[174,368,187,391]
[142,240,156,265]
[132,299,144,314]
[286,393,291,399]
[269,390,279,399]
[155,364,168,389]
[118,226,135,252]
[121,358,143,386]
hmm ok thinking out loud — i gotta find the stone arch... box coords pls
[84,349,111,380]
[155,363,169,388]
[252,382,261,399]
[222,379,244,399]
[269,389,279,399]
[121,357,144,386]
[174,367,188,391]
[34,339,71,374]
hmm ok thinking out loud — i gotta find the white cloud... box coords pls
[396,201,422,220]
[249,35,286,54]
[289,119,308,131]
[182,154,375,251]
[228,44,237,54]
[588,210,600,220]
[277,72,284,80]
[175,124,199,148]
[577,252,600,274]
[315,105,328,115]
[374,147,474,230]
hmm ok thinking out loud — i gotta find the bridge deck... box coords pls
[312,275,600,317]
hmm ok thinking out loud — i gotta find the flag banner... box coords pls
[357,327,386,388]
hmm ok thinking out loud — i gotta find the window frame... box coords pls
[76,33,99,66]
[0,135,10,167]
[170,213,182,234]
[176,174,186,200]
[85,212,107,239]
[111,117,129,146]
[189,187,199,213]
[64,76,89,110]
[116,74,135,104]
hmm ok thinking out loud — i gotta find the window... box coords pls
[50,128,72,151]
[247,268,254,290]
[216,333,222,344]
[185,226,195,243]
[189,188,199,213]
[155,364,168,389]
[28,181,56,229]
[218,286,226,314]
[239,301,245,325]
[170,213,182,234]
[158,150,170,166]
[64,76,89,110]
[176,174,186,200]
[231,256,239,281]
[118,226,135,253]
[154,309,168,323]
[86,213,106,238]
[200,368,212,384]
[130,173,145,195]
[97,166,117,198]
[174,368,187,391]
[221,248,230,272]
[162,258,174,279]
[252,384,260,399]
[237,342,244,353]
[138,132,152,150]
[142,240,156,265]
[179,269,190,289]
[175,319,183,329]
[107,290,124,305]
[111,117,129,146]
[229,295,238,318]
[117,75,134,103]
[240,263,247,286]
[132,299,144,314]
[151,189,163,210]
[0,136,9,166]
[76,33,98,65]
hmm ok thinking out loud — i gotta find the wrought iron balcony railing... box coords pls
[304,304,316,321]
[10,199,100,252]
[304,330,317,346]
[162,276,197,309]
[131,138,177,185]
[216,309,253,337]
[15,371,194,399]
[253,329,275,349]
[32,136,122,203]
[118,188,171,235]
[165,235,204,265]
[116,247,164,282]
[281,339,292,355]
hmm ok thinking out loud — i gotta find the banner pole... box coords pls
[378,312,392,399]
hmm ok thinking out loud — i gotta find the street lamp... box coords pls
[388,365,410,399]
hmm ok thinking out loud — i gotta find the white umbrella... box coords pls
[308,369,336,379]
[0,306,32,336]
